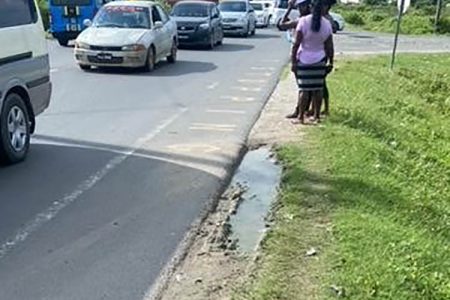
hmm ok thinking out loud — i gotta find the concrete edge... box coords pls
[144,57,290,300]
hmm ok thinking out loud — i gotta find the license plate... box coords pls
[223,25,231,29]
[97,53,112,60]
[178,35,189,39]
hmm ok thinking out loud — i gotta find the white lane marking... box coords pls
[220,95,256,102]
[261,59,281,63]
[233,86,262,92]
[237,79,266,84]
[206,82,219,90]
[206,109,246,114]
[0,108,187,260]
[251,66,275,71]
[189,123,236,132]
[245,72,272,77]
[50,68,58,73]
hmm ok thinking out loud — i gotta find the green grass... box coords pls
[334,4,450,35]
[236,54,450,299]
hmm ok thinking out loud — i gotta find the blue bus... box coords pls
[48,0,113,46]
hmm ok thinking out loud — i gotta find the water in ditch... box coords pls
[229,147,282,252]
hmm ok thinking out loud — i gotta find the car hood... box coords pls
[220,11,246,18]
[172,16,210,23]
[77,27,147,46]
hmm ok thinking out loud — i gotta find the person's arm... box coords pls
[277,0,296,30]
[278,20,298,31]
[283,0,296,22]
[324,34,334,69]
[291,30,303,73]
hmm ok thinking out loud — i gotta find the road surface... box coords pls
[0,30,289,300]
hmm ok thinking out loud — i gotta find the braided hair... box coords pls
[311,0,324,32]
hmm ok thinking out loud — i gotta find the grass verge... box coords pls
[235,54,450,299]
[334,4,450,35]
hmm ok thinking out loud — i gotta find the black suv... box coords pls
[171,1,224,49]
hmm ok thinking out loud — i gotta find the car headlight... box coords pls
[121,44,146,51]
[199,23,210,30]
[239,16,247,23]
[75,41,90,49]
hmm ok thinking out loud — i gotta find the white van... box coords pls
[0,0,51,164]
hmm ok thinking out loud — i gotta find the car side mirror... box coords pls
[83,19,92,27]
[154,21,163,29]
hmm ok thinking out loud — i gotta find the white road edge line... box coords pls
[0,108,187,260]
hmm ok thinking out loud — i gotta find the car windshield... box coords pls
[251,3,263,10]
[172,3,209,17]
[93,6,151,29]
[219,2,246,12]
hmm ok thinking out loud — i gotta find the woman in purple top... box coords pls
[291,0,334,124]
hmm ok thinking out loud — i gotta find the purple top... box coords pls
[296,15,332,65]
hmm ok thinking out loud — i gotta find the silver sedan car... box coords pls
[74,1,178,71]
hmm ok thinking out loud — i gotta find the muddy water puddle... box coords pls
[229,147,282,252]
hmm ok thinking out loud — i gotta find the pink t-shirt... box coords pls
[296,15,332,65]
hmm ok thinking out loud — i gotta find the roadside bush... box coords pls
[346,12,365,25]
[437,17,450,34]
[401,15,434,34]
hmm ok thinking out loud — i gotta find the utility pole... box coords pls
[391,0,405,70]
[435,0,443,33]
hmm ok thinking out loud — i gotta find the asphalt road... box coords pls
[1,28,449,300]
[0,29,289,300]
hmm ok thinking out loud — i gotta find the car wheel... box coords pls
[57,38,69,47]
[79,64,91,71]
[0,93,31,164]
[243,22,249,37]
[144,47,156,72]
[167,40,177,63]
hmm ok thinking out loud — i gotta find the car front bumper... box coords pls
[222,22,247,35]
[177,30,211,45]
[74,48,147,68]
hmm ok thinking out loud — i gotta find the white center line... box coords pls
[0,108,187,260]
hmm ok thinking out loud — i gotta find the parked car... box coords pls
[261,0,275,25]
[171,1,224,49]
[218,0,256,37]
[74,1,178,71]
[330,12,345,32]
[250,2,269,28]
[0,0,52,164]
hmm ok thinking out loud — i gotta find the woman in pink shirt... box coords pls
[291,0,334,124]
